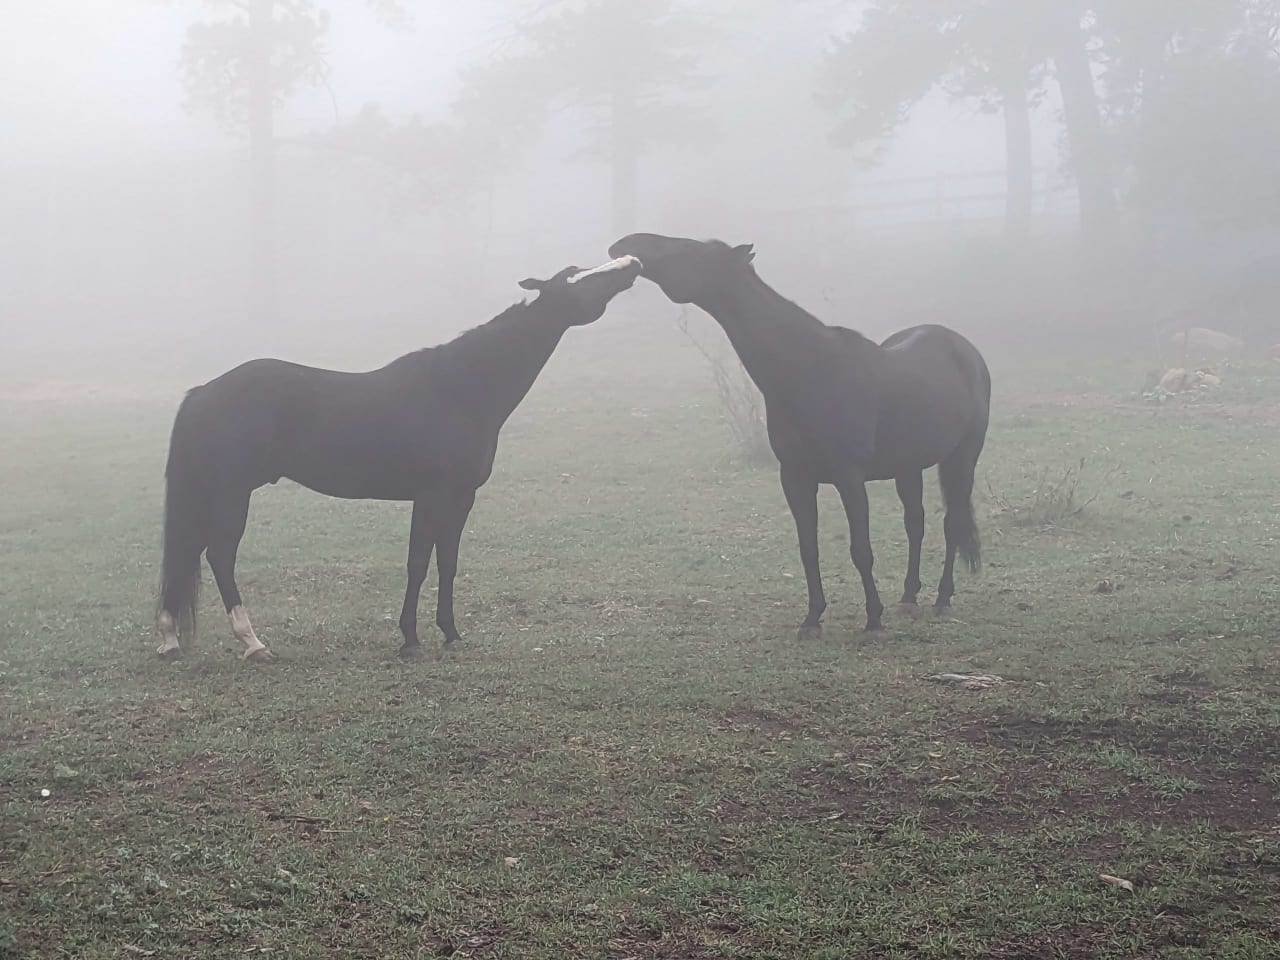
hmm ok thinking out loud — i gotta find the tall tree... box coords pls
[818,0,1116,242]
[946,2,1054,239]
[1094,0,1280,234]
[180,0,404,323]
[818,0,1045,240]
[455,0,715,235]
[1045,2,1116,240]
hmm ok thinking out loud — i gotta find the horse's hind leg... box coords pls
[894,471,925,614]
[936,520,959,612]
[206,490,271,661]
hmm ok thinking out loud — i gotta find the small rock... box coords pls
[1157,367,1222,394]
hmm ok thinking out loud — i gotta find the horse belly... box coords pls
[869,384,977,477]
[292,473,417,501]
[864,448,938,482]
[281,445,420,501]
[286,468,416,501]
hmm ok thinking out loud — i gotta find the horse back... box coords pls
[880,324,990,410]
[861,324,990,476]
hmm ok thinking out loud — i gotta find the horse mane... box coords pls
[832,324,877,347]
[713,241,873,346]
[382,298,534,370]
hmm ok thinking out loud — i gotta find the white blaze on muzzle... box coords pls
[566,255,642,284]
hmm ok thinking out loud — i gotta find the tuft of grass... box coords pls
[1094,744,1203,800]
[986,456,1116,527]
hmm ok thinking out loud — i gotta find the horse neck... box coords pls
[446,303,569,424]
[694,272,831,396]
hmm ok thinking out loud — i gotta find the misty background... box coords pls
[3,0,1278,383]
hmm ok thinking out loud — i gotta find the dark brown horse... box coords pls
[155,256,643,661]
[608,233,989,640]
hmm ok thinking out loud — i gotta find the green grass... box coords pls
[2,329,1279,959]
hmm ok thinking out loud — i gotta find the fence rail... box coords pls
[0,157,1081,326]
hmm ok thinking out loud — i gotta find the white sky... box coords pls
[0,0,1053,179]
[0,0,503,160]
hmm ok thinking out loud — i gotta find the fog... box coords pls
[3,0,1278,383]
[5,10,1280,948]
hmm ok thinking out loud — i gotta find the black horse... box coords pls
[155,256,643,661]
[608,233,989,640]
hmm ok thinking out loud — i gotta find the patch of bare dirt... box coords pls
[1143,669,1218,705]
[127,752,274,801]
[798,756,1276,838]
[961,711,1280,767]
[721,706,811,740]
[784,713,1278,837]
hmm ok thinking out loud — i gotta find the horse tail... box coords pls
[158,391,208,642]
[939,440,983,575]
[935,332,989,577]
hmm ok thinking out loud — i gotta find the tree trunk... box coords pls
[1131,31,1171,241]
[1050,7,1116,243]
[247,0,277,326]
[609,71,639,236]
[1000,69,1033,242]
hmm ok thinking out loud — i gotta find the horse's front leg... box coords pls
[780,463,826,641]
[397,498,436,660]
[432,488,477,648]
[835,471,885,638]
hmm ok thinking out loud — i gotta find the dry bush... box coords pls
[986,457,1117,528]
[676,307,772,463]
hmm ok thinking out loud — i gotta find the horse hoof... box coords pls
[243,647,275,663]
[398,643,425,661]
[896,602,922,618]
[155,644,183,660]
[796,624,823,642]
[863,628,890,643]
[932,603,953,618]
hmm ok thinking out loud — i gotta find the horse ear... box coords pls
[733,243,755,263]
[520,266,580,291]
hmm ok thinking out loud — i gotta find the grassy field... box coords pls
[1,322,1279,959]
